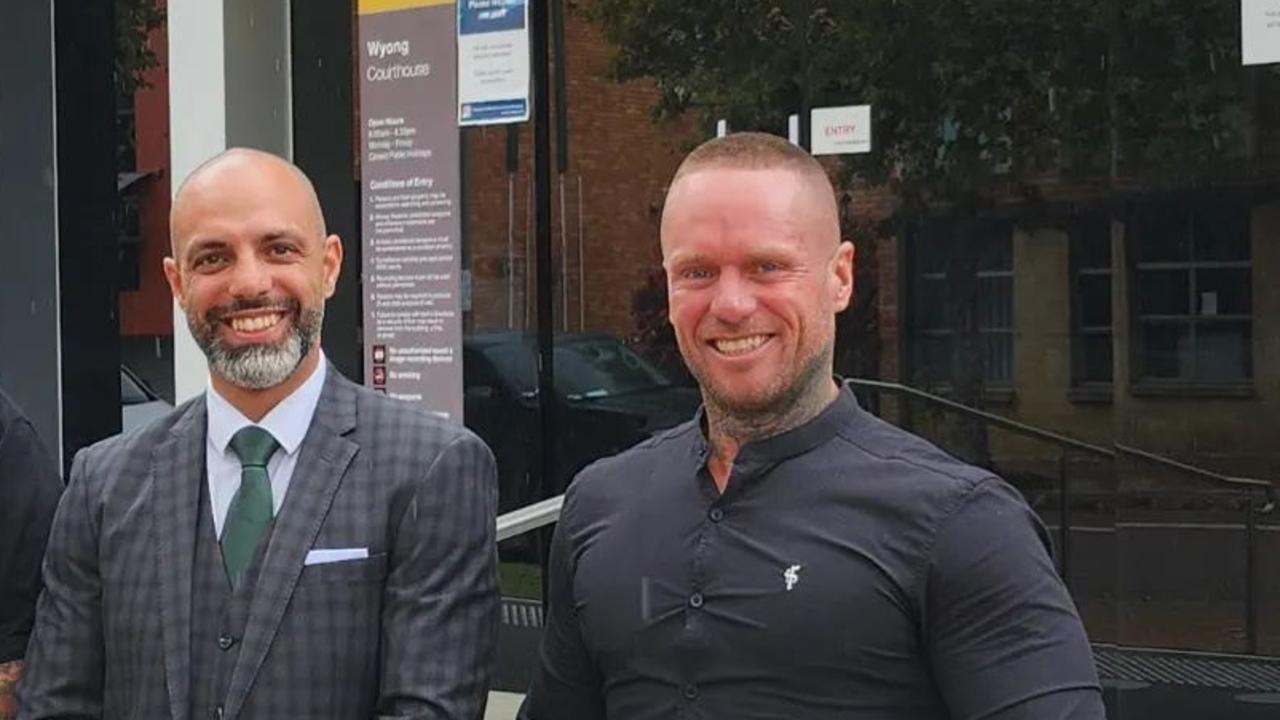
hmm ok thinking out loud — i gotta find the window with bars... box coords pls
[1071,217,1113,388]
[1132,204,1252,384]
[909,221,1014,388]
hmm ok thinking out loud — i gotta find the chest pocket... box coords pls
[296,552,388,586]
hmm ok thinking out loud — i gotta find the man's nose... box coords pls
[226,254,273,298]
[708,273,757,324]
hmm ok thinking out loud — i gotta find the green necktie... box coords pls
[222,426,279,588]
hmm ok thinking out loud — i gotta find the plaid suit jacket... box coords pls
[18,367,500,720]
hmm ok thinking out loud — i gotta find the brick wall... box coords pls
[118,10,172,337]
[462,6,699,339]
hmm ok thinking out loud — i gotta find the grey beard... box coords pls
[191,305,323,390]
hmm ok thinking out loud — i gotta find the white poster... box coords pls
[457,0,531,125]
[1242,0,1280,66]
[810,105,872,156]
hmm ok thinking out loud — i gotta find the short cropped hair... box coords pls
[671,132,832,188]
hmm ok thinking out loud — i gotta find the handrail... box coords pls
[848,378,1276,503]
[496,494,564,542]
[846,378,1114,459]
[1114,443,1277,507]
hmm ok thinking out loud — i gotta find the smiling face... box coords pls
[163,150,342,392]
[661,165,854,418]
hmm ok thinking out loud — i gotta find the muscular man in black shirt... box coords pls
[520,132,1104,719]
[0,389,61,720]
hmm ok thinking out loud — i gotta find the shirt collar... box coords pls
[206,354,328,457]
[690,377,862,468]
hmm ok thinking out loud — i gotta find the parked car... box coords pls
[463,332,700,514]
[121,365,171,432]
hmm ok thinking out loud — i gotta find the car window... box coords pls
[463,349,504,392]
[476,335,672,401]
[479,341,538,397]
[120,368,152,405]
[554,339,671,400]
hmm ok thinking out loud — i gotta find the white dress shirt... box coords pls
[205,355,327,539]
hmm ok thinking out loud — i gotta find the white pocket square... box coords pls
[304,547,369,566]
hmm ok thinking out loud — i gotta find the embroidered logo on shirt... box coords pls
[783,564,803,591]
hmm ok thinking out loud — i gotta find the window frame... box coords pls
[907,220,1016,392]
[1068,216,1115,401]
[1129,204,1254,391]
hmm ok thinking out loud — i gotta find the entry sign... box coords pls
[810,105,872,156]
[458,0,531,125]
[1242,0,1280,66]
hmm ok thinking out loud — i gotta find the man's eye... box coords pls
[682,267,712,280]
[756,261,783,273]
[269,244,297,257]
[192,254,224,269]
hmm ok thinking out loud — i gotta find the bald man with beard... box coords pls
[19,149,500,720]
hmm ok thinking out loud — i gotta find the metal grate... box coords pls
[1094,645,1280,692]
[502,598,545,628]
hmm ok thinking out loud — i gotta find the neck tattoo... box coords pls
[705,368,837,467]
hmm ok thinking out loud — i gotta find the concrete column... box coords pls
[0,0,61,460]
[2,1,120,469]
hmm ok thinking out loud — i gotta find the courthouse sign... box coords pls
[358,0,464,420]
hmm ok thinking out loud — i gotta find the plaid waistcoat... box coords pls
[189,481,273,720]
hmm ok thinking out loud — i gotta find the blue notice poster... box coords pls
[457,0,531,126]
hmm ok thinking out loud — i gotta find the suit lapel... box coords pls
[222,367,359,720]
[152,398,207,720]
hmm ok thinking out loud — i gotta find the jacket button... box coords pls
[708,508,724,522]
[218,633,235,651]
[683,684,699,700]
[689,593,704,609]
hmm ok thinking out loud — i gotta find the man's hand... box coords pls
[0,660,23,720]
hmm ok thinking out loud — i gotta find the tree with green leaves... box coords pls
[116,0,165,96]
[115,0,165,173]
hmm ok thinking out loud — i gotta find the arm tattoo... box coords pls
[0,660,23,720]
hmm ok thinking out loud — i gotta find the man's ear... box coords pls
[162,256,186,309]
[831,241,855,311]
[322,234,343,298]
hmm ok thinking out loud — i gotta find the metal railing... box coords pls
[496,494,563,542]
[847,378,1112,586]
[1114,442,1276,504]
[848,377,1276,655]
[1113,443,1275,654]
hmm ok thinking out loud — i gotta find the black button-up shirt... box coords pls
[521,384,1103,719]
